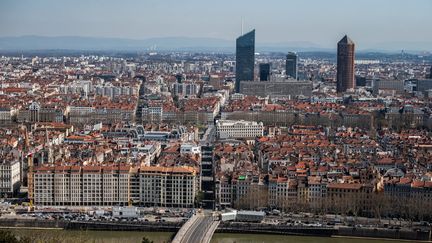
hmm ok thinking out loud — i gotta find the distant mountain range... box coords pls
[0,36,431,53]
[0,35,326,52]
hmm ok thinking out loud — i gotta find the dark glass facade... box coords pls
[235,29,255,93]
[337,35,355,93]
[285,52,298,79]
[259,63,271,81]
[356,75,366,87]
[200,145,215,209]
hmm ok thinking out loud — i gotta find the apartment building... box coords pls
[33,165,130,206]
[32,165,197,207]
[268,177,298,209]
[327,183,373,213]
[216,176,232,208]
[0,160,21,196]
[139,166,197,208]
[17,102,64,123]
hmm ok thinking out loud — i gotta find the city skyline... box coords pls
[1,0,432,51]
[0,1,432,242]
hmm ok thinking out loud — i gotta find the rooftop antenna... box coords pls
[241,17,244,35]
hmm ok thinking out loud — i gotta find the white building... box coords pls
[180,144,201,155]
[113,206,139,218]
[32,165,197,207]
[0,160,21,196]
[216,120,264,139]
[139,166,197,208]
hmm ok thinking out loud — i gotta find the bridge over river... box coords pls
[172,211,220,243]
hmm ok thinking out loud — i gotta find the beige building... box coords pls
[32,165,197,207]
[139,166,197,208]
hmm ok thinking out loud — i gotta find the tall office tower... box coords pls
[259,63,271,81]
[286,52,298,79]
[337,35,355,93]
[235,29,255,93]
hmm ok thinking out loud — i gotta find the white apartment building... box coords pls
[139,166,197,208]
[33,165,129,206]
[0,160,21,196]
[216,120,264,139]
[32,165,197,207]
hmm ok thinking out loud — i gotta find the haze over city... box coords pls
[1,0,432,51]
[0,1,432,243]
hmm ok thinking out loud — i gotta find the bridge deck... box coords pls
[172,212,219,243]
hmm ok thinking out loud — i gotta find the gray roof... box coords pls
[338,35,354,45]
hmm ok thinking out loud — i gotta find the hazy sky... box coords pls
[1,0,431,48]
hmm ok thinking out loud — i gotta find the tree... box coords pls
[0,230,91,243]
[0,230,19,243]
[371,193,391,223]
[142,236,154,243]
[235,184,268,210]
[195,191,205,208]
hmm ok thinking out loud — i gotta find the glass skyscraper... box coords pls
[235,29,255,93]
[285,52,298,80]
[259,63,271,81]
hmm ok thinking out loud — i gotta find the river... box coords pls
[9,229,412,243]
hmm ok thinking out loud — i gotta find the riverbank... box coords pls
[0,219,430,242]
[5,229,425,243]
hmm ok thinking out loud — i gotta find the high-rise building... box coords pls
[201,145,215,209]
[286,52,298,79]
[259,63,271,81]
[337,35,355,93]
[235,29,255,93]
[356,76,366,87]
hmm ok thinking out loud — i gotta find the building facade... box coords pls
[286,52,298,80]
[139,166,197,208]
[239,80,313,98]
[417,79,432,94]
[216,120,264,139]
[235,30,255,93]
[33,165,197,207]
[337,35,355,93]
[0,160,21,196]
[259,63,271,81]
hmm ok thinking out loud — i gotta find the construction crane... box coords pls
[19,124,34,212]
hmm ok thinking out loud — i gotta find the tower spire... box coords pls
[241,17,244,35]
